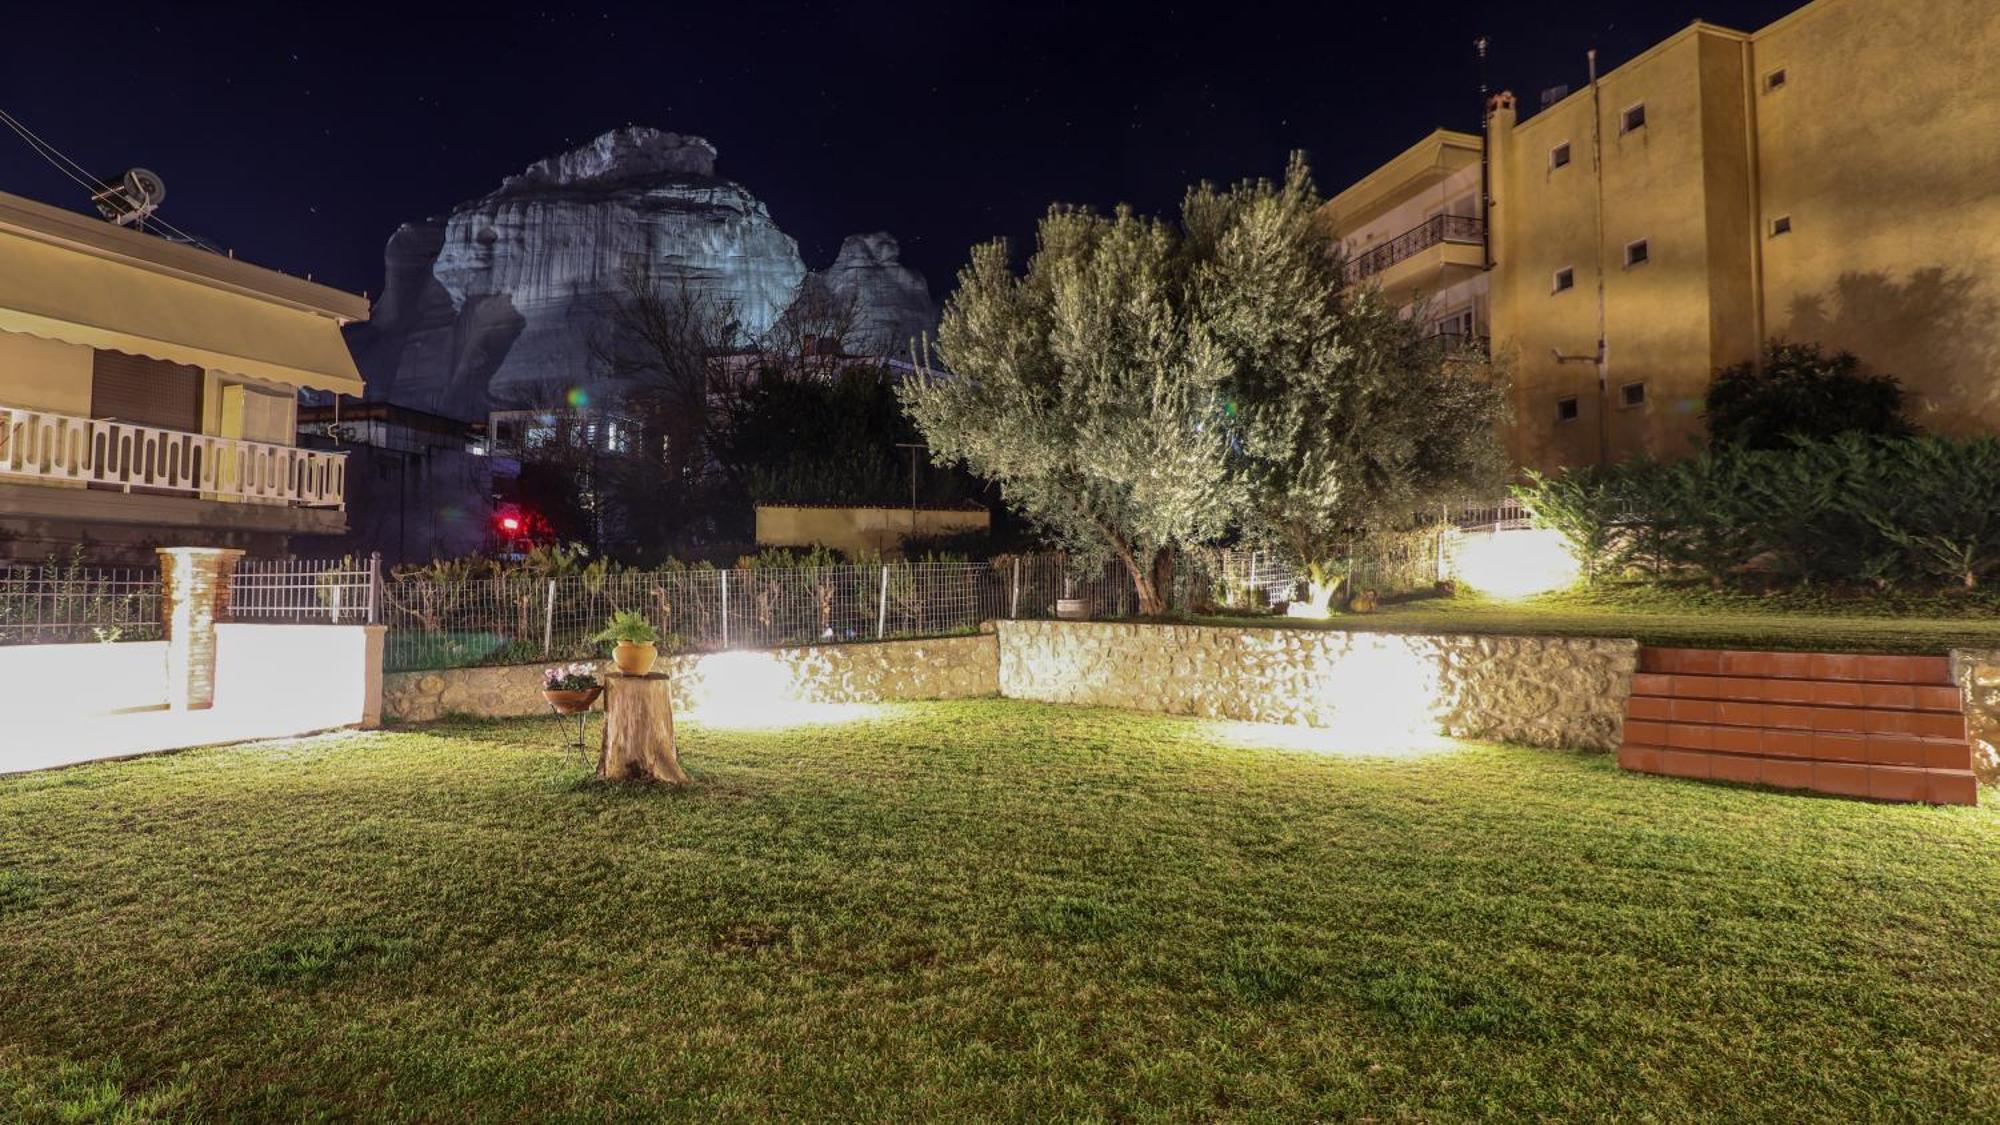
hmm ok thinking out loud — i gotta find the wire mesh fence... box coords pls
[375,555,1140,672]
[0,563,161,644]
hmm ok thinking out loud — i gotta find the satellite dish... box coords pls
[90,167,166,226]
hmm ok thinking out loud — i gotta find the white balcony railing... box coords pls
[0,404,345,508]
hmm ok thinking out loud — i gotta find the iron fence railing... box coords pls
[1346,213,1485,284]
[0,563,161,644]
[231,556,379,624]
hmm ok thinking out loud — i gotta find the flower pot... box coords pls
[542,686,602,715]
[1055,597,1093,621]
[613,640,658,676]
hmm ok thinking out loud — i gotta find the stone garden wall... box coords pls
[1949,650,2000,782]
[382,634,999,723]
[996,620,1638,751]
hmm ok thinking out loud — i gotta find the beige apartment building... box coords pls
[1325,0,2000,472]
[0,188,368,561]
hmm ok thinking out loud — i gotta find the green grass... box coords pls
[3,700,1997,1120]
[1201,581,2000,653]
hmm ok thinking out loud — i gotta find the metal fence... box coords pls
[373,555,1143,672]
[0,563,161,644]
[232,557,378,623]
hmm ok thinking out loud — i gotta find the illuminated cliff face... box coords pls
[348,127,935,420]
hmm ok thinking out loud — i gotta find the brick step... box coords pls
[1621,645,1978,806]
[1617,745,1977,805]
[1630,672,1963,711]
[1639,648,1953,685]
[1620,720,1970,769]
[1624,701,1966,740]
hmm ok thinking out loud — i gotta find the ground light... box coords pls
[1449,527,1582,599]
[678,650,877,729]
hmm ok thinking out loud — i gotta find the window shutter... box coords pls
[90,350,203,432]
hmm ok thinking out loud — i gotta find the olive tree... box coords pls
[1190,158,1504,608]
[904,156,1503,615]
[902,206,1238,615]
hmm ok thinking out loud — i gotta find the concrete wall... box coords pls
[997,620,1638,751]
[0,640,168,714]
[754,505,990,559]
[1753,0,2000,437]
[213,624,383,733]
[382,634,999,723]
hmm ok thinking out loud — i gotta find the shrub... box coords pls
[1519,434,2000,592]
[1706,340,1914,450]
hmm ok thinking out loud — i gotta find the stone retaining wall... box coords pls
[382,634,999,723]
[996,620,1637,750]
[1949,650,2000,782]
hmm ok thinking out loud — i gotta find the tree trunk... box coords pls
[600,672,691,784]
[1149,548,1175,615]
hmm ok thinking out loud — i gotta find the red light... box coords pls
[500,516,521,532]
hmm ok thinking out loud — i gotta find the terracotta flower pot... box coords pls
[542,686,602,715]
[613,640,658,676]
[1055,597,1093,621]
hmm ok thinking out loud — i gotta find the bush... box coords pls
[1706,340,1913,451]
[1516,435,2000,592]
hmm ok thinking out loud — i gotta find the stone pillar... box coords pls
[157,547,244,711]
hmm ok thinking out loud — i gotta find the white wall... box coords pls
[0,640,168,714]
[213,624,383,732]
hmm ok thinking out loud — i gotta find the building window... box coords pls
[1550,142,1572,169]
[1621,381,1647,408]
[1624,239,1650,267]
[1765,68,1788,92]
[1552,266,1575,293]
[1771,215,1792,237]
[1557,396,1580,423]
[1620,103,1647,133]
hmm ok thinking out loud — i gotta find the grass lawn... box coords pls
[3,700,1997,1120]
[1201,582,2000,653]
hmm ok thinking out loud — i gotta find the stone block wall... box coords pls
[381,634,1000,723]
[1949,649,2000,783]
[996,620,1637,751]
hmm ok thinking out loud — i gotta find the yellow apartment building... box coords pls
[0,188,369,561]
[1326,0,2000,472]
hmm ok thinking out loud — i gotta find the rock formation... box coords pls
[347,127,937,420]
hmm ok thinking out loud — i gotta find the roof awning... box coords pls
[0,223,364,396]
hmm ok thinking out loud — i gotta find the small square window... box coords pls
[1550,142,1572,169]
[1624,239,1650,267]
[1621,381,1647,408]
[1765,68,1787,91]
[1771,215,1792,237]
[1552,267,1575,293]
[1556,396,1580,423]
[1620,103,1647,133]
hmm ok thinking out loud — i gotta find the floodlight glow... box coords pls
[1305,633,1445,744]
[680,650,876,729]
[1450,527,1581,599]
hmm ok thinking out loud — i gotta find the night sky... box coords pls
[5,1,1801,303]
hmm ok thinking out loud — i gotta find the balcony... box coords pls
[0,404,346,520]
[1345,214,1486,299]
[1428,331,1491,359]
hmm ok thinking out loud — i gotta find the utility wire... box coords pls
[0,104,213,250]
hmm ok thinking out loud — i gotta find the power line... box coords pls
[0,104,212,251]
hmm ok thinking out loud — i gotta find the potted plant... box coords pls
[594,610,661,676]
[541,662,602,714]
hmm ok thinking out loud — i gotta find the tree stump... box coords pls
[599,673,690,784]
